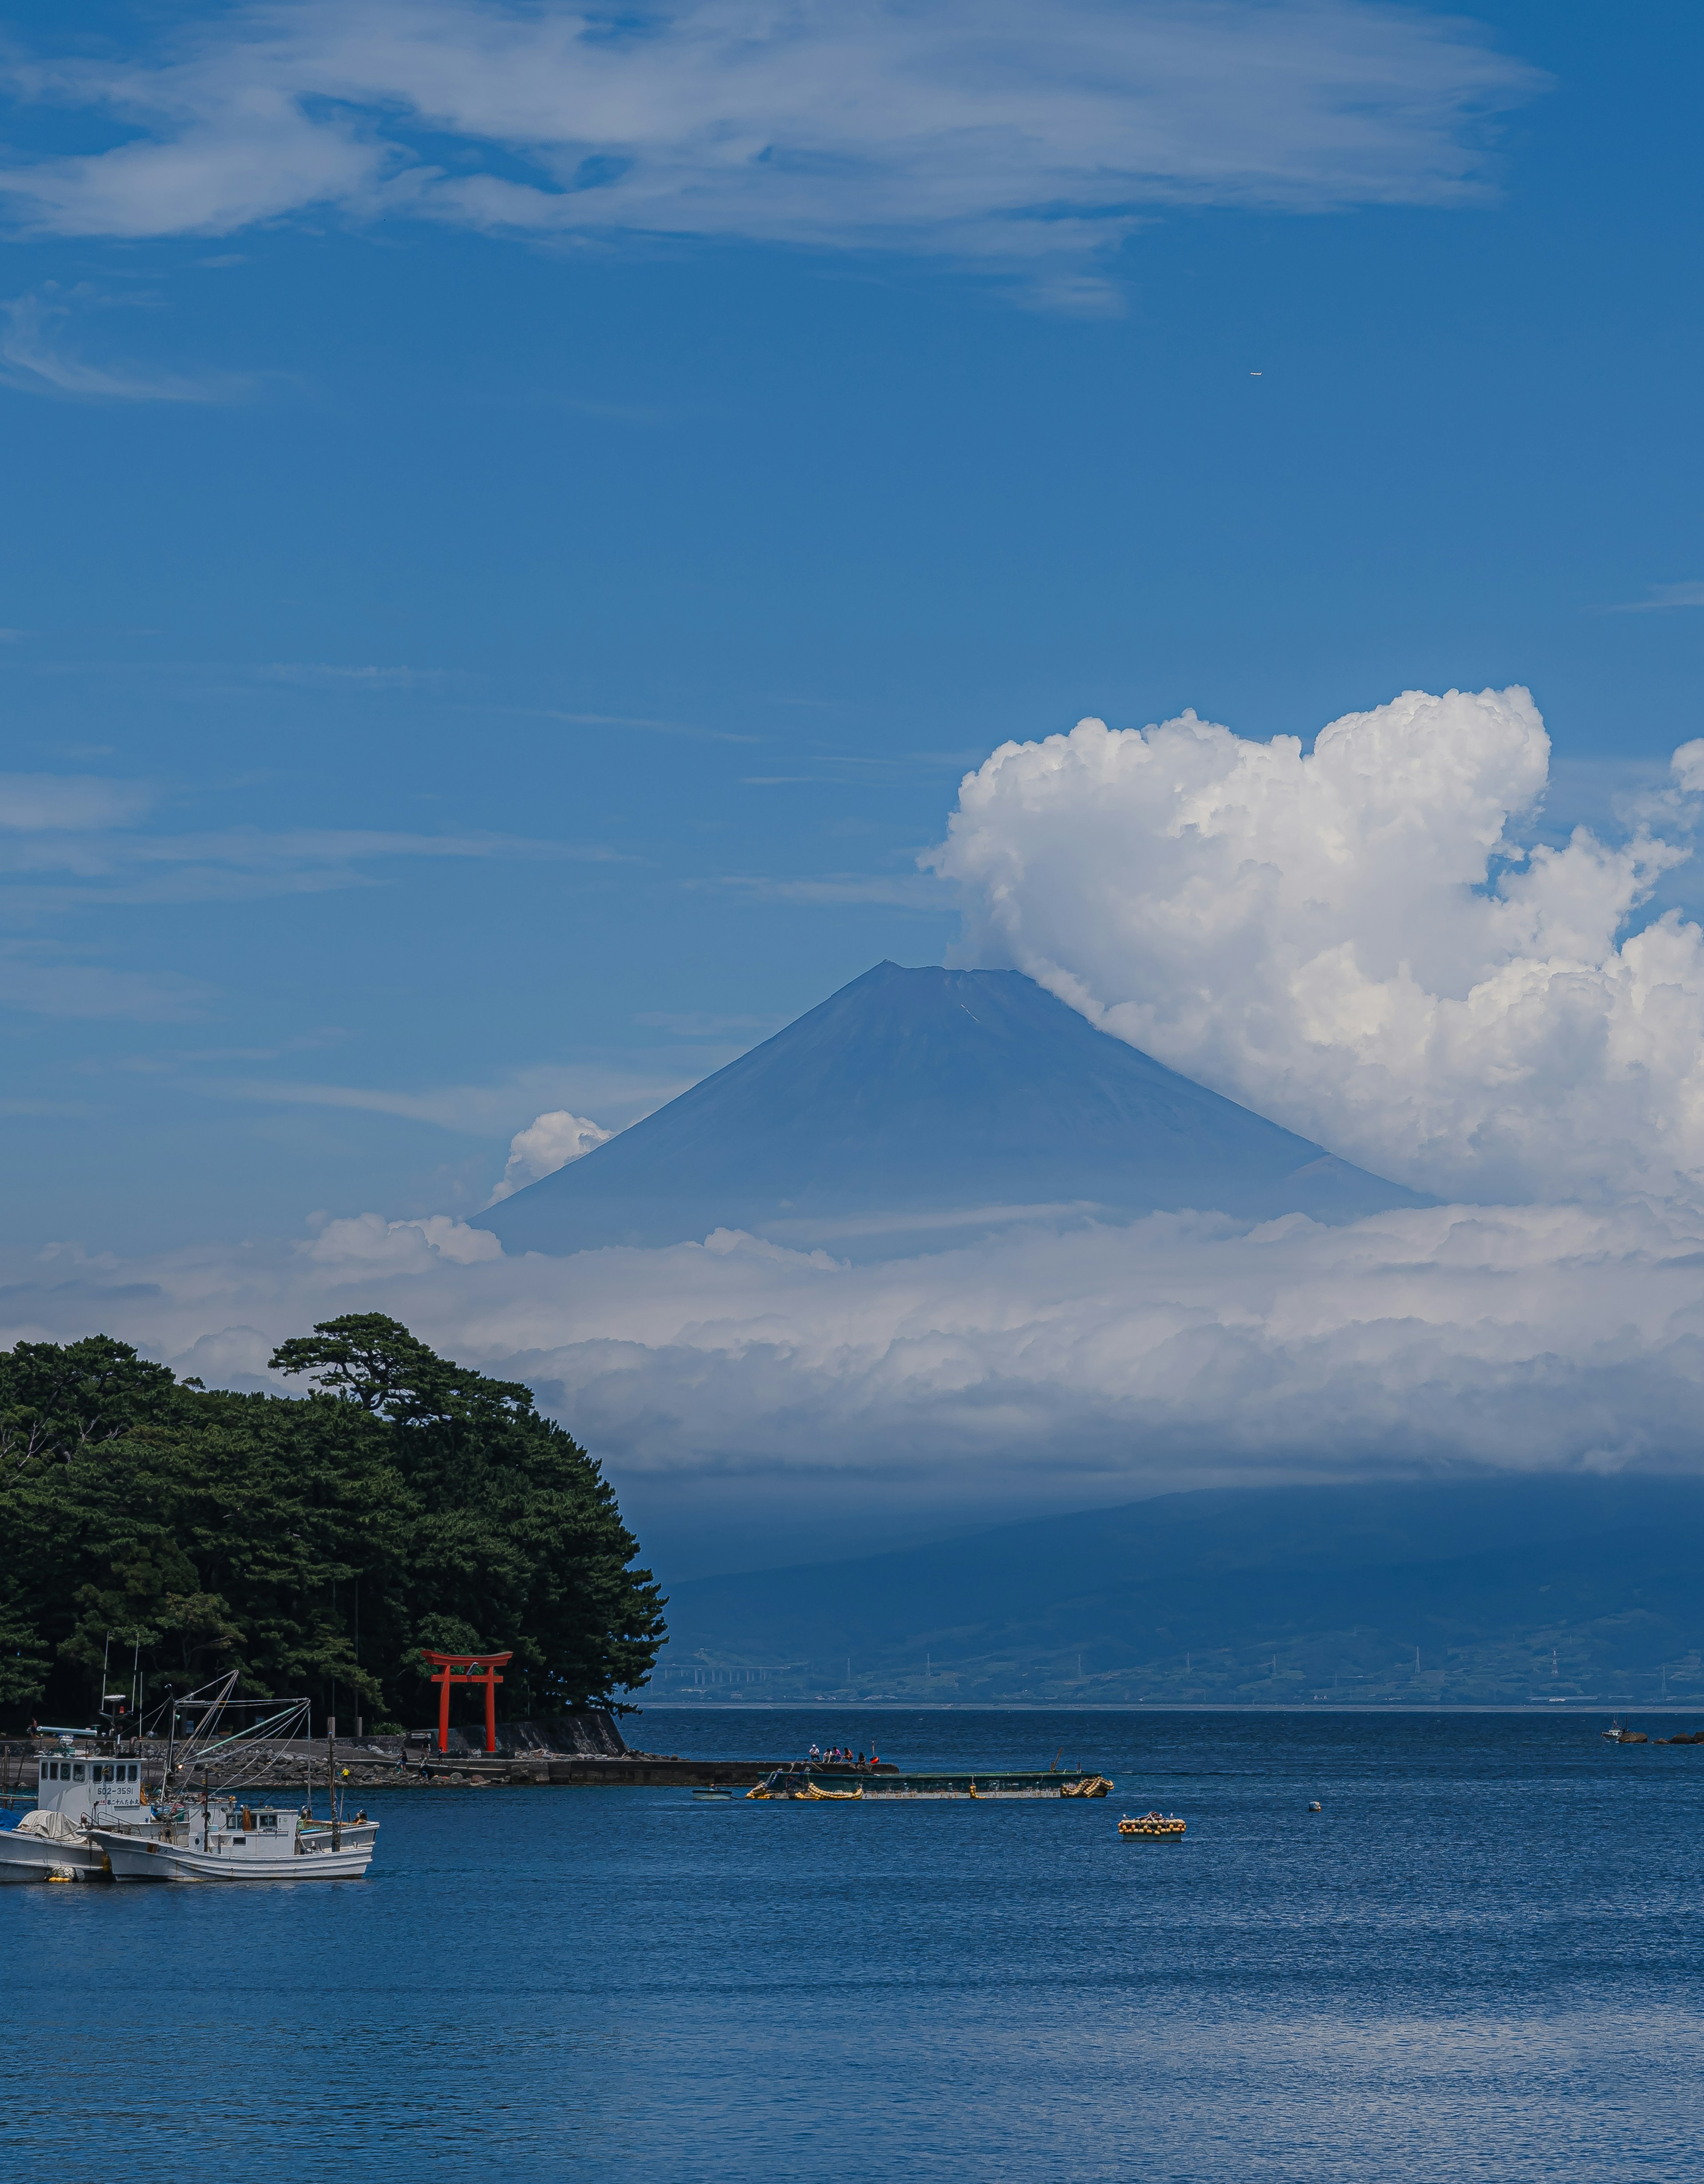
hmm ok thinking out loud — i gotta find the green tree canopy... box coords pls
[0,1317,666,1729]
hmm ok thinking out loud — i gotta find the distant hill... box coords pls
[482,961,1426,1255]
[655,1477,1704,1709]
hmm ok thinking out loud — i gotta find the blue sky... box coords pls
[3,0,1703,1255]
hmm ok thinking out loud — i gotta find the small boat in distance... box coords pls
[1602,1720,1649,1745]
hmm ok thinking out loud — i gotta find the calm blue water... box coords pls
[4,1708,1702,2181]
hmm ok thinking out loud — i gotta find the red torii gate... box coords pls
[421,1648,513,1754]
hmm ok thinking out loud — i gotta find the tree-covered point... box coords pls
[0,1314,666,1731]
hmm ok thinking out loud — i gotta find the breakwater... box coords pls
[0,1723,900,1795]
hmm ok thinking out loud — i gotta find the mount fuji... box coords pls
[480,962,1427,1256]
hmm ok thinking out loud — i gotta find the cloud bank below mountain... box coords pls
[8,1196,1704,1510]
[935,688,1704,1206]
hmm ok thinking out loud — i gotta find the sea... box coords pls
[5,1707,1701,2182]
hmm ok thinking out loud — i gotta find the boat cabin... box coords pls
[37,1754,146,1829]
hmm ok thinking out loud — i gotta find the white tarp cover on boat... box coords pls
[13,1809,83,1841]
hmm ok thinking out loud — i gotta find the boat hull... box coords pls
[0,1829,110,1882]
[96,1830,374,1882]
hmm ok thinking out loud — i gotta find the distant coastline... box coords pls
[638,1700,1698,1716]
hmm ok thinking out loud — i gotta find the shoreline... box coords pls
[635,1699,1695,1715]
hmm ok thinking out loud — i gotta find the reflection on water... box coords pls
[4,1710,1700,2181]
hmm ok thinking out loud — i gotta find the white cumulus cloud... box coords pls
[487,1108,613,1203]
[932,688,1704,1206]
[305,1211,504,1266]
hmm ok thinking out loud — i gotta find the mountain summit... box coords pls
[481,962,1426,1255]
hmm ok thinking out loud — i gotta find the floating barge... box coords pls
[750,1768,1112,1800]
[1118,1811,1186,1839]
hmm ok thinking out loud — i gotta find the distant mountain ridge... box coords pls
[656,1476,1704,1709]
[482,961,1426,1255]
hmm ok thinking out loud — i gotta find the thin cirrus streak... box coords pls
[0,772,155,830]
[0,0,1543,304]
[0,820,620,879]
[0,288,256,402]
[190,1066,690,1134]
[0,943,209,1021]
[0,804,628,992]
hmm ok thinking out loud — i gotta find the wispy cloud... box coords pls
[0,777,628,1015]
[194,1061,695,1136]
[511,707,761,746]
[0,773,154,830]
[0,286,253,402]
[258,663,451,690]
[1609,580,1704,613]
[0,822,626,896]
[0,0,1543,308]
[712,871,951,908]
[0,779,633,930]
[634,1010,780,1037]
[0,942,208,1021]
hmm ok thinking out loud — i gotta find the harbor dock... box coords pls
[1,1728,897,1795]
[3,1728,1110,1797]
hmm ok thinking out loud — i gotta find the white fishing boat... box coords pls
[94,1677,379,1882]
[2,1675,379,1885]
[95,1795,376,1883]
[0,1744,158,1882]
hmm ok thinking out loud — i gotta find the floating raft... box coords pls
[1118,1811,1186,1839]
[749,1769,1113,1801]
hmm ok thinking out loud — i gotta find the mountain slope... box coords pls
[657,1477,1704,1708]
[483,962,1426,1254]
